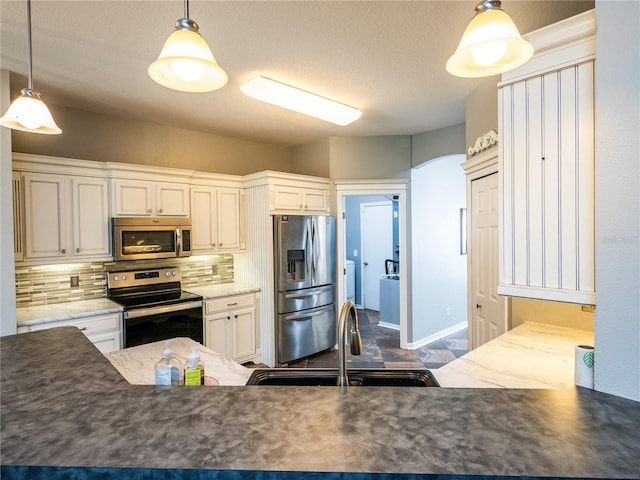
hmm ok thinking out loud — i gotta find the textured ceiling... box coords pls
[0,1,594,148]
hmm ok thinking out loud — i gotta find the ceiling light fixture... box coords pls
[240,76,362,126]
[0,0,61,135]
[446,0,534,78]
[148,0,228,92]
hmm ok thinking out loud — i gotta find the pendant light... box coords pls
[0,0,61,135]
[148,0,228,92]
[446,0,534,78]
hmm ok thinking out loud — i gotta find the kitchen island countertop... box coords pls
[2,327,639,480]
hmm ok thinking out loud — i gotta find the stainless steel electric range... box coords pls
[107,266,203,348]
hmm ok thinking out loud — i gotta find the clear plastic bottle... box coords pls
[184,346,204,386]
[154,340,183,386]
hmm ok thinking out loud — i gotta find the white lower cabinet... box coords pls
[204,294,258,363]
[20,313,122,353]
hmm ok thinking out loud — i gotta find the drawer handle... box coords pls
[227,302,238,307]
[79,327,88,331]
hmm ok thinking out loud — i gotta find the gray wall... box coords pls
[465,77,499,150]
[10,104,291,176]
[329,136,411,180]
[594,1,640,401]
[290,138,330,177]
[1,70,17,336]
[412,123,466,168]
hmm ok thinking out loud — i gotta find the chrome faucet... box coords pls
[337,300,362,387]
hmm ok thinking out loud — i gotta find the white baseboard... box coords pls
[407,322,467,350]
[378,321,400,331]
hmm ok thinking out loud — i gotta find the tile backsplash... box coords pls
[15,255,234,308]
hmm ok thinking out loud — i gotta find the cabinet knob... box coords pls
[363,262,368,266]
[158,208,162,213]
[76,248,80,253]
[61,248,66,254]
[304,205,308,209]
[219,243,223,247]
[227,316,231,320]
[476,304,482,309]
[147,208,152,214]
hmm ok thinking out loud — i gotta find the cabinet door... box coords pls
[499,61,595,304]
[205,311,229,357]
[112,180,153,216]
[302,189,328,212]
[157,183,189,216]
[72,178,110,256]
[273,186,303,211]
[217,188,241,250]
[23,173,68,259]
[231,306,256,362]
[191,187,217,252]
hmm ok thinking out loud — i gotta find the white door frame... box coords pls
[360,200,393,311]
[334,180,408,349]
[461,147,510,350]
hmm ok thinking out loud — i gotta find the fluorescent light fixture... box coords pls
[240,76,362,126]
[446,0,534,78]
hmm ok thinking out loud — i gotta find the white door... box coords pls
[470,173,505,349]
[361,201,393,311]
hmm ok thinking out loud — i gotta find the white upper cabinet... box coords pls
[112,179,189,217]
[498,10,595,305]
[272,185,329,213]
[14,155,110,262]
[190,186,245,253]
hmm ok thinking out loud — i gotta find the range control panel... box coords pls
[107,267,181,289]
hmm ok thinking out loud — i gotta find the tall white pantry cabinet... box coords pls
[498,10,596,305]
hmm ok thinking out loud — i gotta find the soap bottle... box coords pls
[154,340,183,386]
[184,346,204,386]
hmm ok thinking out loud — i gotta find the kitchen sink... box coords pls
[245,368,440,387]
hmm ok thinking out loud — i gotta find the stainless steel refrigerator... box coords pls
[274,215,336,365]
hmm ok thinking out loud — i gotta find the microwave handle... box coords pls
[175,227,182,255]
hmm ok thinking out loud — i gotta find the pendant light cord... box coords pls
[26,0,33,90]
[184,0,189,20]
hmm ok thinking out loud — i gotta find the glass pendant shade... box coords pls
[0,0,61,135]
[241,76,362,126]
[0,89,62,134]
[148,23,228,92]
[446,3,534,78]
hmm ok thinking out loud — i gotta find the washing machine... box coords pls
[345,259,355,304]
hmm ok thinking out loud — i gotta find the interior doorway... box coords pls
[360,201,393,311]
[335,180,408,348]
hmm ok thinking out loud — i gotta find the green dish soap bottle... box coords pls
[154,340,183,386]
[184,346,204,386]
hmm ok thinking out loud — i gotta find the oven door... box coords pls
[123,301,203,348]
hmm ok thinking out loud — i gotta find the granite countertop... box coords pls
[2,327,639,480]
[16,298,123,327]
[435,322,594,388]
[105,337,251,385]
[185,283,260,299]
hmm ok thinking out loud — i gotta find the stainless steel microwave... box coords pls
[112,217,192,261]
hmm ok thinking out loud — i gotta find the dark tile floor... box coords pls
[286,309,468,369]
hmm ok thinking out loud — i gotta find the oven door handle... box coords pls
[124,301,202,319]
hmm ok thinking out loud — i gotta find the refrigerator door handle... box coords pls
[305,218,313,283]
[311,217,318,283]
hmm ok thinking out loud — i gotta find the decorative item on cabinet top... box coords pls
[468,130,498,157]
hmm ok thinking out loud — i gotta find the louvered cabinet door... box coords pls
[498,60,595,305]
